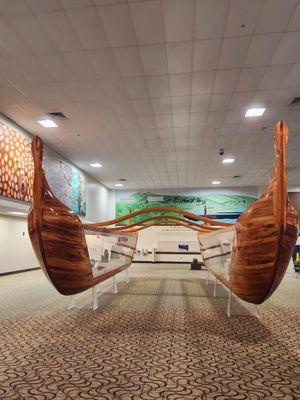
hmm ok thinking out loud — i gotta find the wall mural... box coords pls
[0,121,34,202]
[0,119,86,216]
[116,189,257,224]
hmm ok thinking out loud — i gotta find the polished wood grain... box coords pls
[28,137,137,296]
[91,214,219,232]
[85,205,232,227]
[199,121,299,304]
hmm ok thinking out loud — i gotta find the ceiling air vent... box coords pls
[290,97,300,106]
[233,175,241,179]
[47,112,67,119]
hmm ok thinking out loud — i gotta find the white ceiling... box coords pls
[0,0,300,189]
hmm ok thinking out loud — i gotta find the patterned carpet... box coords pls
[0,264,299,399]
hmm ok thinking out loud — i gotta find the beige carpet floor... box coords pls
[0,263,299,399]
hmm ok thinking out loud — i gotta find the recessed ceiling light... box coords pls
[9,211,27,216]
[222,158,235,164]
[212,180,221,185]
[90,163,102,168]
[115,183,123,187]
[245,107,266,117]
[38,119,58,128]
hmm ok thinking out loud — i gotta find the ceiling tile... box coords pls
[113,46,143,77]
[163,0,194,42]
[230,91,254,110]
[192,71,215,94]
[130,0,164,45]
[210,92,232,111]
[27,0,62,12]
[0,57,29,84]
[224,0,263,36]
[190,112,208,126]
[138,115,157,129]
[132,99,153,116]
[66,6,109,49]
[271,32,300,65]
[102,78,128,99]
[36,11,82,51]
[97,3,136,47]
[38,53,78,81]
[281,64,300,88]
[14,54,52,82]
[206,110,226,126]
[0,18,32,55]
[110,99,134,116]
[169,73,192,96]
[259,65,292,90]
[167,42,193,73]
[245,34,281,67]
[124,76,149,99]
[61,0,93,8]
[64,51,99,80]
[151,97,172,114]
[147,75,170,97]
[195,0,229,39]
[155,114,172,128]
[193,39,221,71]
[255,0,297,34]
[218,36,252,69]
[287,2,300,30]
[7,14,59,54]
[236,67,265,91]
[173,113,190,127]
[171,96,191,114]
[139,44,168,75]
[191,94,211,112]
[88,48,120,78]
[214,69,240,93]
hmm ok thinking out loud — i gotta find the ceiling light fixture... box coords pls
[222,158,235,164]
[245,107,266,117]
[115,183,123,187]
[90,163,102,168]
[38,119,58,128]
[212,180,221,185]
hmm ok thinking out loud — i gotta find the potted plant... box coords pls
[191,258,203,270]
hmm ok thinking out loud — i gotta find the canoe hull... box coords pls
[231,195,298,304]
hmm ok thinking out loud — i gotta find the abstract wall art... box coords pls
[0,118,86,215]
[0,120,34,202]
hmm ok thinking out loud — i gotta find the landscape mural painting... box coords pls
[115,189,257,225]
[0,118,86,216]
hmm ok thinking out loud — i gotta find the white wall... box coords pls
[0,214,39,274]
[136,225,198,250]
[85,178,114,222]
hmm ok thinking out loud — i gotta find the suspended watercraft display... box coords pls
[28,121,298,304]
[198,121,298,304]
[28,137,138,295]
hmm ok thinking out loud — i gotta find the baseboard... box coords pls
[0,267,40,277]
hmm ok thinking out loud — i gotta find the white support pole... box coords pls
[227,288,232,317]
[68,295,76,310]
[92,286,98,310]
[206,269,209,286]
[125,268,129,284]
[213,276,217,297]
[113,275,118,294]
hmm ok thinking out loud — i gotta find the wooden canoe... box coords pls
[198,121,299,304]
[28,136,137,295]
